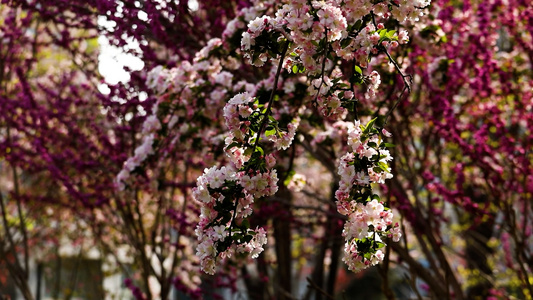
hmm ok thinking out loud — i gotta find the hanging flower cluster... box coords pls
[194,88,287,273]
[336,119,400,272]
[193,165,273,274]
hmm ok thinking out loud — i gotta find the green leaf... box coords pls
[283,170,296,186]
[377,162,390,172]
[265,128,277,137]
[225,142,240,151]
[341,38,352,49]
[353,20,363,31]
[363,117,377,135]
[292,65,299,74]
[350,74,363,85]
[241,219,250,230]
[373,166,385,173]
[256,146,264,156]
[354,65,363,75]
[244,148,253,157]
[375,241,385,249]
[232,234,244,242]
[243,235,253,243]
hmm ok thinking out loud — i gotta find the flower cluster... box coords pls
[116,112,161,191]
[336,119,400,272]
[309,76,349,120]
[240,0,418,74]
[116,36,254,194]
[193,165,276,274]
[268,116,300,151]
[194,81,299,273]
[223,92,258,143]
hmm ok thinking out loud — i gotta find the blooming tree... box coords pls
[383,0,533,298]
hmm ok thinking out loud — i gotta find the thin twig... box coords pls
[7,125,30,278]
[306,277,336,300]
[369,12,413,126]
[250,42,290,155]
[313,28,329,106]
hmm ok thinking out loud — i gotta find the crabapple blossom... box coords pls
[192,165,276,274]
[335,119,399,272]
